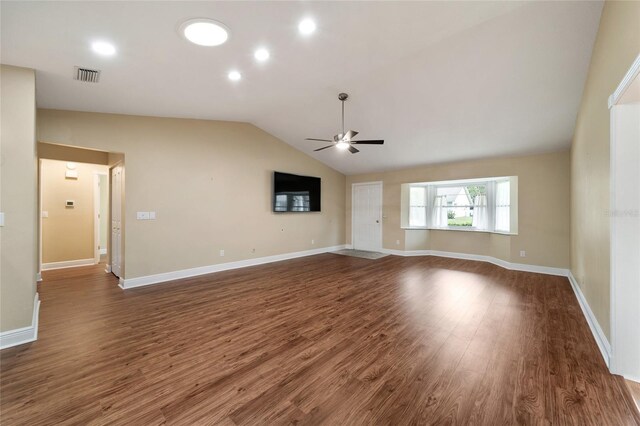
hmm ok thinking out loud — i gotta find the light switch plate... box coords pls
[42,211,49,218]
[149,211,156,220]
[136,211,150,220]
[0,212,4,226]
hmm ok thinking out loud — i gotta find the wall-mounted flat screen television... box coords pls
[273,171,321,212]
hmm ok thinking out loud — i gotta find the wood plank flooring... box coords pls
[627,380,640,412]
[1,254,639,425]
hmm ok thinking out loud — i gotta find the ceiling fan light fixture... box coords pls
[336,141,350,150]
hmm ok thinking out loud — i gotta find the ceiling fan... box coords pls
[306,93,384,154]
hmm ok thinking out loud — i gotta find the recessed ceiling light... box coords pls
[254,48,270,62]
[298,18,316,35]
[228,71,242,81]
[92,41,116,56]
[181,19,229,46]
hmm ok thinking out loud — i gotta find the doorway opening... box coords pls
[38,143,125,283]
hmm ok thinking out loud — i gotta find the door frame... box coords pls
[608,53,640,381]
[37,159,43,281]
[351,181,383,251]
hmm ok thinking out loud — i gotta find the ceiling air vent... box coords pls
[74,66,100,83]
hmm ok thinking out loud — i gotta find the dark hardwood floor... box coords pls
[1,254,639,425]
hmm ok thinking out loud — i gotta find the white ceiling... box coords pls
[1,1,602,175]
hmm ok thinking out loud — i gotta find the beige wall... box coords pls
[346,150,571,268]
[41,159,108,264]
[37,109,346,279]
[571,0,640,341]
[0,65,38,332]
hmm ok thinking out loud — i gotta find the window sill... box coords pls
[402,226,517,236]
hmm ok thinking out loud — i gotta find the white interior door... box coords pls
[111,166,122,278]
[352,182,383,251]
[93,173,100,264]
[610,102,640,381]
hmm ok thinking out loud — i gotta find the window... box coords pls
[434,184,487,228]
[495,180,510,232]
[403,176,517,234]
[409,186,427,227]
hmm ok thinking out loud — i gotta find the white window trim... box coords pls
[402,176,518,235]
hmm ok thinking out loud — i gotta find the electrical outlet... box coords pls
[311,239,315,245]
[396,240,400,245]
[219,249,225,257]
[520,250,526,257]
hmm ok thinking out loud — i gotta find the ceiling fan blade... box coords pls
[314,145,334,152]
[351,140,384,145]
[344,130,359,140]
[348,146,360,154]
[306,138,333,142]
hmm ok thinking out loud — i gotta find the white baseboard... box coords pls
[121,245,347,290]
[567,272,611,367]
[36,272,42,282]
[0,293,41,350]
[99,248,107,255]
[623,373,640,384]
[41,258,96,270]
[105,264,112,273]
[376,248,569,277]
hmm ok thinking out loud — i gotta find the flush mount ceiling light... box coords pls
[254,48,270,62]
[181,18,229,46]
[228,70,242,81]
[298,18,316,35]
[91,41,116,56]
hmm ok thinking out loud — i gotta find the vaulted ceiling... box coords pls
[1,1,602,174]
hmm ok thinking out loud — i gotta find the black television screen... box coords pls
[273,172,321,212]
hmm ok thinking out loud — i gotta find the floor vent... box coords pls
[74,66,100,83]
